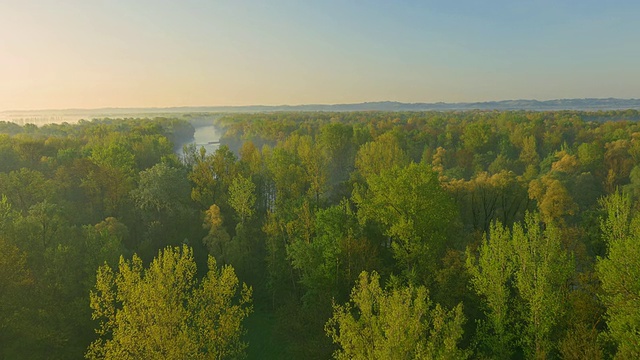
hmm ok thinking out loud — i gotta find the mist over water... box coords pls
[176,125,221,156]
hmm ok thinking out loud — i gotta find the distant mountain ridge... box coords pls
[2,98,640,124]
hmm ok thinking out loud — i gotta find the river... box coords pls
[176,124,222,156]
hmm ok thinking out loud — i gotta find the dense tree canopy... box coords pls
[2,111,640,358]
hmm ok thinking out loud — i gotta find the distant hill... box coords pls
[267,98,640,111]
[2,98,640,124]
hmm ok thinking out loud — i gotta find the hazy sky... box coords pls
[1,0,639,110]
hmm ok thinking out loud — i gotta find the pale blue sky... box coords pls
[1,0,638,110]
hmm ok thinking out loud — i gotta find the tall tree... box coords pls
[467,213,573,359]
[511,213,573,359]
[85,142,136,216]
[130,162,195,254]
[597,191,640,359]
[354,162,458,284]
[0,237,32,359]
[228,174,257,224]
[466,221,516,359]
[87,245,252,360]
[326,271,468,360]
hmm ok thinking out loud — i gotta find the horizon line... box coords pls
[2,97,640,114]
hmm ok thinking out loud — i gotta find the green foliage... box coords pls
[131,162,190,215]
[0,194,16,233]
[90,142,136,176]
[5,112,640,358]
[466,221,516,359]
[559,323,603,360]
[597,191,640,359]
[354,162,458,284]
[0,168,52,213]
[355,133,409,178]
[0,237,32,358]
[326,271,468,360]
[287,205,343,302]
[287,201,377,306]
[84,142,136,216]
[0,118,205,358]
[467,213,573,359]
[511,213,573,359]
[87,245,252,360]
[462,121,494,154]
[202,204,232,265]
[228,174,257,222]
[188,145,238,217]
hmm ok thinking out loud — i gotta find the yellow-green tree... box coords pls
[467,214,573,359]
[228,174,256,223]
[355,133,409,179]
[597,191,640,359]
[86,245,252,360]
[466,221,516,359]
[326,271,467,360]
[511,213,573,359]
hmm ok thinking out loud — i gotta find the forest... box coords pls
[1,109,640,359]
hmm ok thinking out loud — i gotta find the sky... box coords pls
[1,0,639,110]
